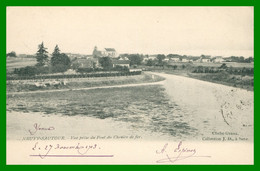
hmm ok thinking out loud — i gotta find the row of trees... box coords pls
[14,42,71,76]
[120,54,144,66]
[225,56,254,63]
[122,53,167,66]
[97,57,129,72]
[192,64,254,75]
[146,54,167,67]
[6,51,17,57]
[36,42,71,72]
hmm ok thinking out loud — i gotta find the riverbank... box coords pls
[6,73,164,93]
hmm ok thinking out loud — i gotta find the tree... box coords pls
[36,42,48,66]
[52,45,60,57]
[50,45,71,73]
[239,56,245,62]
[51,45,61,66]
[157,54,166,65]
[245,57,254,63]
[51,52,71,73]
[219,63,228,69]
[6,51,17,57]
[99,57,113,70]
[128,54,143,66]
[92,46,101,58]
[146,59,154,66]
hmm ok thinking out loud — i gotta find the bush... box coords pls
[51,64,70,73]
[219,63,228,69]
[14,66,51,76]
[113,66,129,72]
[146,59,155,66]
[77,68,95,73]
[51,53,71,73]
[36,66,50,74]
[14,66,38,76]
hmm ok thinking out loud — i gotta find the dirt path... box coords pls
[151,72,254,140]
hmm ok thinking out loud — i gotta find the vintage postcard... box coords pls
[6,7,254,164]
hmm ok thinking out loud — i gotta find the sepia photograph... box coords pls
[6,6,254,164]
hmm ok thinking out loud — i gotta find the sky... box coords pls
[7,7,254,57]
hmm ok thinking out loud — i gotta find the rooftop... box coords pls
[112,59,130,64]
[105,48,116,52]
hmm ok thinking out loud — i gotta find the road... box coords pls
[152,72,254,140]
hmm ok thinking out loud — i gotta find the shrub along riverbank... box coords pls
[8,69,142,80]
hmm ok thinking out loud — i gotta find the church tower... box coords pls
[92,46,99,58]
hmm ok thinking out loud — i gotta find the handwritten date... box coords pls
[32,142,99,159]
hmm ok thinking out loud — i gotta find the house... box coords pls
[118,56,129,61]
[66,53,87,60]
[181,58,189,62]
[111,59,130,68]
[142,57,149,62]
[191,56,201,62]
[64,69,77,75]
[92,46,118,58]
[171,57,180,62]
[148,55,157,60]
[163,57,170,62]
[142,55,158,64]
[212,56,225,63]
[201,55,211,63]
[201,58,211,63]
[104,48,118,58]
[72,57,100,69]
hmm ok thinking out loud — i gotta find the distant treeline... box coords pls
[192,64,254,75]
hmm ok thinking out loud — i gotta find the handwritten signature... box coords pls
[28,123,55,135]
[31,142,99,159]
[156,141,211,163]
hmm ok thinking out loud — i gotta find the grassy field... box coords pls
[6,73,164,92]
[6,57,37,72]
[6,85,197,139]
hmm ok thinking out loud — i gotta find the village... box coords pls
[7,45,254,72]
[6,43,254,92]
[66,46,254,70]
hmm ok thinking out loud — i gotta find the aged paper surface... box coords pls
[6,7,253,164]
